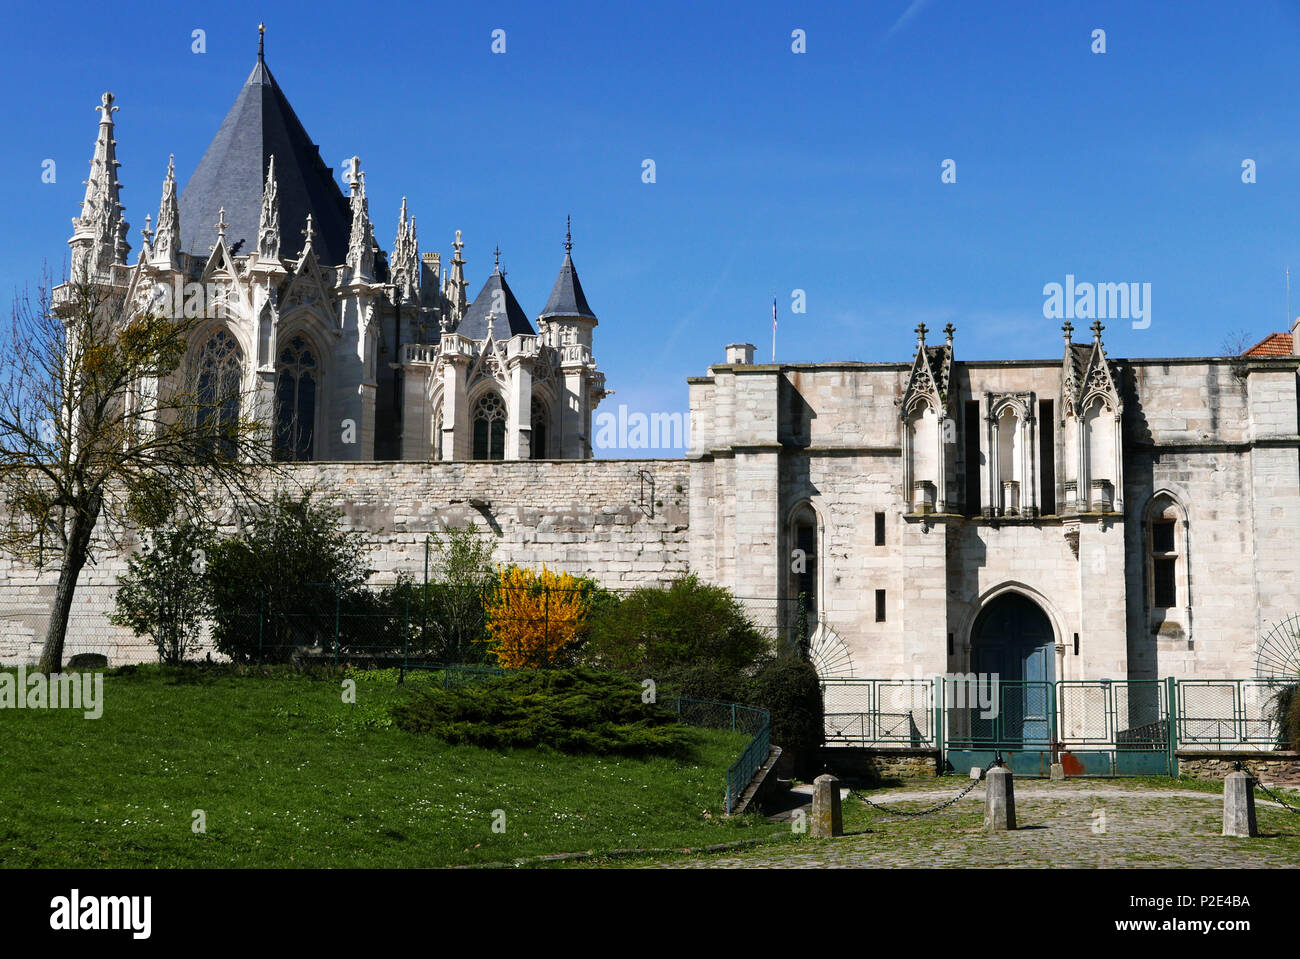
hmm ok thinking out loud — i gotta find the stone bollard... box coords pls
[810,774,843,837]
[1222,769,1258,838]
[984,763,1017,831]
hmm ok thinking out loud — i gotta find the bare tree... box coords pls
[0,267,282,672]
[1221,328,1256,357]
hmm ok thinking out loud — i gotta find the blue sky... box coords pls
[4,0,1300,455]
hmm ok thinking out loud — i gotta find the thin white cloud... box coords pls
[886,0,936,39]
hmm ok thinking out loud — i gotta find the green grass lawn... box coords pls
[0,666,781,868]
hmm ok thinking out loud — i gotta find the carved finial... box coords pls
[564,215,572,254]
[1062,320,1074,343]
[258,23,265,62]
[96,91,118,119]
[492,245,502,272]
[915,322,928,346]
[345,156,362,194]
[302,213,315,249]
[486,311,496,340]
[1091,319,1105,341]
[943,322,955,346]
[215,207,227,241]
[453,229,464,253]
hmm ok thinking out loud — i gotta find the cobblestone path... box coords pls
[632,779,1300,868]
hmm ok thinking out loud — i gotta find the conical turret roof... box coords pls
[539,222,596,320]
[179,34,351,264]
[458,264,535,340]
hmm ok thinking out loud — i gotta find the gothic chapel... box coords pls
[61,28,606,465]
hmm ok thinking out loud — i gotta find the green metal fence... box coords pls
[675,697,771,814]
[1175,679,1294,750]
[822,675,1296,777]
[821,678,937,747]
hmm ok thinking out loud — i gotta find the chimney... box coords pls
[725,342,756,365]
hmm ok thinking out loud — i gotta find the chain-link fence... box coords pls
[1176,679,1294,750]
[822,678,936,747]
[675,697,771,814]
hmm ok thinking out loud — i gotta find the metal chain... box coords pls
[1242,764,1300,815]
[850,775,984,818]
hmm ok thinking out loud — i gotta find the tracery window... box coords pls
[274,335,316,461]
[195,329,243,458]
[472,391,506,460]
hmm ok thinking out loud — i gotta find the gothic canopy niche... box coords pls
[900,323,955,514]
[1060,320,1124,514]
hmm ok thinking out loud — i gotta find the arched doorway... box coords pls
[970,592,1055,745]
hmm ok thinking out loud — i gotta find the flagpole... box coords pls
[764,291,774,361]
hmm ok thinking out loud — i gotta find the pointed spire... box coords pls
[539,218,597,322]
[258,22,265,63]
[392,197,420,303]
[492,245,502,273]
[150,154,181,268]
[444,229,468,325]
[257,154,280,260]
[345,159,375,282]
[301,213,315,257]
[70,91,129,280]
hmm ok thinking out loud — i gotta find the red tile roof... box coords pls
[1243,332,1294,357]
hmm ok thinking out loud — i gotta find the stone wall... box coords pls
[1176,751,1300,786]
[0,459,692,665]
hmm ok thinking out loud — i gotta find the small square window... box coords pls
[874,512,886,546]
[1152,520,1175,554]
[875,589,886,622]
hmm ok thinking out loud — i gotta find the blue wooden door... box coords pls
[970,594,1055,747]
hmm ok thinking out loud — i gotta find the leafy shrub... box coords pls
[111,520,214,665]
[485,565,598,668]
[204,491,372,663]
[583,573,771,682]
[1274,684,1300,750]
[390,667,689,756]
[747,656,825,755]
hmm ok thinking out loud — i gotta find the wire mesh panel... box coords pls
[1177,679,1292,750]
[821,678,934,747]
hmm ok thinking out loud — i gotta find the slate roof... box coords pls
[178,52,352,265]
[538,252,596,320]
[457,268,535,340]
[1243,331,1294,356]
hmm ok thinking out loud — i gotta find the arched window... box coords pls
[1147,495,1185,610]
[274,335,317,461]
[531,402,549,459]
[433,402,444,461]
[996,405,1022,514]
[472,391,506,460]
[195,329,243,458]
[789,503,819,619]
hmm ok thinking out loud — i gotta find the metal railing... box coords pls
[1175,679,1294,751]
[821,675,1297,770]
[675,697,771,814]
